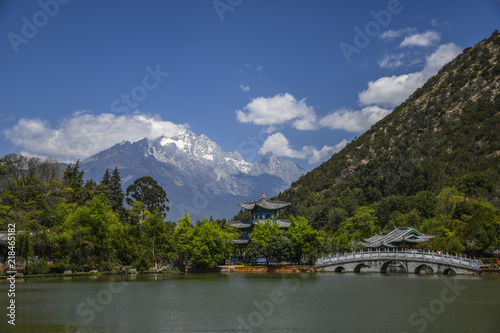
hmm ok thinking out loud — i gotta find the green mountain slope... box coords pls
[277,31,500,252]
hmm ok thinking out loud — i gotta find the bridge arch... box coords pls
[380,260,407,273]
[333,266,345,273]
[442,267,457,275]
[353,263,371,273]
[414,264,435,274]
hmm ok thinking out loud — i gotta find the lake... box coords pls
[1,272,499,332]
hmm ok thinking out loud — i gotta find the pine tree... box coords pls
[97,168,111,197]
[63,160,85,204]
[109,167,125,217]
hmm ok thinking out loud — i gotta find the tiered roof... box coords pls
[230,219,291,229]
[237,198,290,211]
[361,227,434,248]
[230,190,291,236]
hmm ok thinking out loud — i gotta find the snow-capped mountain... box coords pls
[80,129,304,221]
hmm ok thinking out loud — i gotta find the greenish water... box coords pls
[1,272,499,332]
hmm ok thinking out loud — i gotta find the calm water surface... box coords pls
[1,272,499,333]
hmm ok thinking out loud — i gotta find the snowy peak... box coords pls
[149,130,253,174]
[80,129,304,220]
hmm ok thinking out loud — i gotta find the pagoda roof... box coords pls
[230,219,291,229]
[361,227,434,248]
[231,221,252,229]
[237,198,290,211]
[253,219,291,228]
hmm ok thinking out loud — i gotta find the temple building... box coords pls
[360,227,434,250]
[230,190,291,253]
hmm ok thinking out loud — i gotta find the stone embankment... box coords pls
[220,265,315,273]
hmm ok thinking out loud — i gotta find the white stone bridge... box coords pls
[315,249,483,275]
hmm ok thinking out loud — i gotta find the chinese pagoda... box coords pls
[230,189,291,251]
[360,227,434,250]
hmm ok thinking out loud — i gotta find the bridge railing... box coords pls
[316,249,483,269]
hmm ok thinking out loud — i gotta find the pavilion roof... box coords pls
[361,227,434,248]
[253,219,291,228]
[237,198,290,211]
[230,221,252,229]
[229,219,291,229]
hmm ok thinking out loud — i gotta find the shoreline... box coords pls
[219,265,315,273]
[0,265,316,279]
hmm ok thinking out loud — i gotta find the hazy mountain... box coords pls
[80,129,304,221]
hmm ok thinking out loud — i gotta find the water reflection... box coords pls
[0,272,498,333]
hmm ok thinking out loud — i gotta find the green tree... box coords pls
[0,154,65,230]
[126,176,169,216]
[245,240,266,264]
[190,219,237,269]
[56,195,122,270]
[434,187,464,217]
[173,213,194,268]
[63,160,85,204]
[339,206,380,240]
[287,216,320,262]
[462,198,500,251]
[109,167,125,217]
[98,168,111,197]
[266,233,295,263]
[251,219,281,245]
[140,208,169,269]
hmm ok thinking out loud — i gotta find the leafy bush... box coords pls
[26,258,50,275]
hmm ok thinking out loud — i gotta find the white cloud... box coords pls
[240,84,250,92]
[319,106,391,133]
[307,140,348,164]
[379,27,416,40]
[258,132,308,159]
[358,72,423,108]
[4,112,188,163]
[238,64,262,74]
[430,19,452,29]
[378,53,423,69]
[424,43,461,72]
[378,53,406,68]
[235,93,317,130]
[258,132,347,164]
[359,43,461,108]
[400,31,441,47]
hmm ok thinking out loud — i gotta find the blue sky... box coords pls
[1,0,499,170]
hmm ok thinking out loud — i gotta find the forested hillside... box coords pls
[277,31,500,254]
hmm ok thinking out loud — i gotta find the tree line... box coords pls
[2,153,496,275]
[0,154,323,274]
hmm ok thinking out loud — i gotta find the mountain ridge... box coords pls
[277,31,500,232]
[80,129,305,221]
